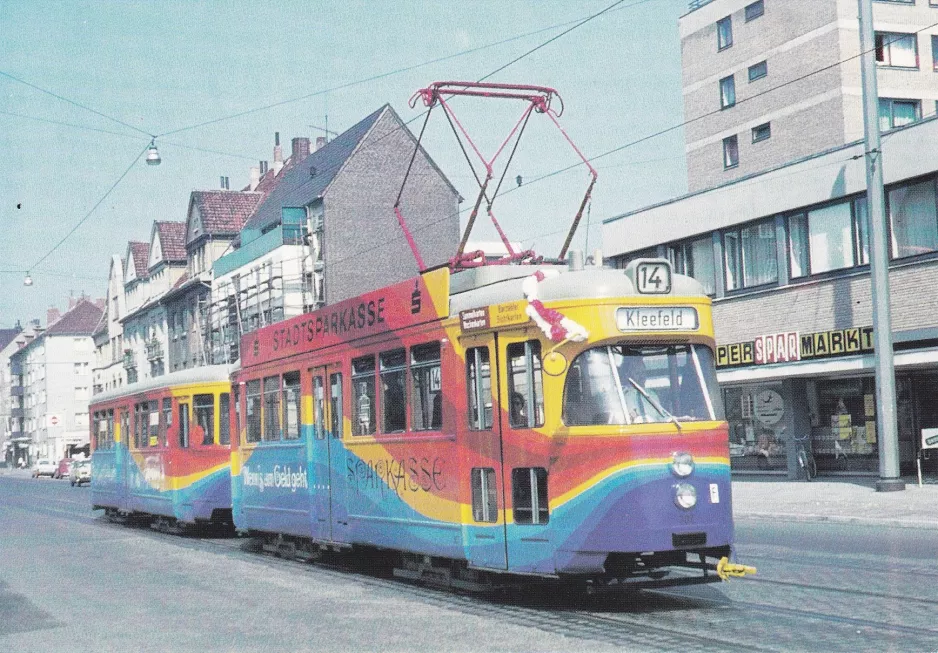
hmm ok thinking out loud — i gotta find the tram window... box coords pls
[312,376,325,440]
[148,400,160,447]
[134,403,145,449]
[121,410,129,450]
[511,467,549,525]
[330,373,344,438]
[506,341,544,428]
[233,385,241,444]
[352,355,376,436]
[219,393,231,445]
[471,468,498,523]
[194,394,215,445]
[466,347,493,430]
[410,342,441,431]
[263,376,281,441]
[381,349,407,433]
[283,372,301,440]
[161,398,172,446]
[246,380,262,443]
[179,403,190,448]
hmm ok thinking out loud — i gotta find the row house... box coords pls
[9,300,102,464]
[209,104,461,363]
[0,324,24,464]
[120,222,187,383]
[92,254,128,394]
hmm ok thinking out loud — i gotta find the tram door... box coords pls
[497,332,553,574]
[309,364,347,542]
[460,335,508,570]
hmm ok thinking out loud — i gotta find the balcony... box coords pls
[11,408,23,419]
[146,338,164,362]
[10,360,22,375]
[122,351,135,370]
[11,386,24,397]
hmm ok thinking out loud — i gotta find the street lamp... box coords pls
[23,272,33,286]
[146,140,161,166]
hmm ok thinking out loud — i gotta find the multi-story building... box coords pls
[208,104,461,363]
[92,255,128,395]
[0,324,23,465]
[604,0,938,479]
[120,222,187,383]
[6,320,42,466]
[682,0,938,191]
[9,300,102,463]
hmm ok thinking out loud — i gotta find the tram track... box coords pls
[7,482,938,652]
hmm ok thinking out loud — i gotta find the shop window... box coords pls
[889,179,938,258]
[507,341,545,428]
[810,378,879,472]
[352,355,377,436]
[724,386,787,471]
[381,349,407,433]
[512,467,549,524]
[411,342,442,431]
[724,219,778,290]
[667,236,716,295]
[788,200,858,277]
[282,372,300,440]
[246,379,262,443]
[471,468,498,523]
[194,394,214,445]
[466,347,493,430]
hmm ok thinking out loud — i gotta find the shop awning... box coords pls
[717,346,938,385]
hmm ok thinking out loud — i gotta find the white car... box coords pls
[32,459,56,478]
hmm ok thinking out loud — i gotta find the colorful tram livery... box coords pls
[233,259,750,588]
[89,366,234,530]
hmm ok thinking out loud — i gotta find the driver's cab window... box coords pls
[506,340,544,429]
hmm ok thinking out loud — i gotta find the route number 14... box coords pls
[636,261,671,294]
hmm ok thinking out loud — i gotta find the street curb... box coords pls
[736,511,938,530]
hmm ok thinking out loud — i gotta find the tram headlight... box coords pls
[671,452,694,477]
[674,483,697,509]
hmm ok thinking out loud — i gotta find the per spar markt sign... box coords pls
[717,326,875,368]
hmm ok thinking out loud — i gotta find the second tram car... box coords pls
[229,258,748,588]
[90,365,234,530]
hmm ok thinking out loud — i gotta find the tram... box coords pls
[231,257,750,588]
[89,365,234,531]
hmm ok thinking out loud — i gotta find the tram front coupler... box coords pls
[715,556,757,581]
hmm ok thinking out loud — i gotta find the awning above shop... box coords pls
[717,346,938,385]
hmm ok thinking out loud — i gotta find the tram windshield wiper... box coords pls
[626,378,683,431]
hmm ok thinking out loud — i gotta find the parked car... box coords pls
[32,459,56,478]
[53,457,74,479]
[70,460,91,487]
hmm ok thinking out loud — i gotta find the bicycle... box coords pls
[793,432,817,481]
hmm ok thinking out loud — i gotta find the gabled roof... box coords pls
[188,191,263,243]
[241,106,386,234]
[0,327,21,351]
[45,299,103,337]
[126,241,149,280]
[153,221,187,263]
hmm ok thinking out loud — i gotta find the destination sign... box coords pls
[459,300,529,333]
[241,267,450,367]
[616,306,698,332]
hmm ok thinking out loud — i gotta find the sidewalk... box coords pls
[732,476,938,529]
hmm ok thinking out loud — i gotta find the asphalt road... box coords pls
[1,475,936,652]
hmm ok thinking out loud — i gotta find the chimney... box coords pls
[47,307,61,327]
[315,136,327,151]
[68,296,78,310]
[292,137,311,160]
[249,166,260,191]
[260,160,268,175]
[220,176,230,190]
[273,132,283,174]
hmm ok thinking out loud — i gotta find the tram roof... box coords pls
[91,364,234,406]
[448,261,706,313]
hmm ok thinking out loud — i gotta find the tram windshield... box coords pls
[562,344,725,426]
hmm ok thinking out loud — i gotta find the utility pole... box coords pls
[858,0,903,491]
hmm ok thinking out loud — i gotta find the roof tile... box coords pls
[45,300,103,337]
[191,191,262,236]
[155,221,187,262]
[128,242,149,278]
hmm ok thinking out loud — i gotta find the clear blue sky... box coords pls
[0,0,689,328]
